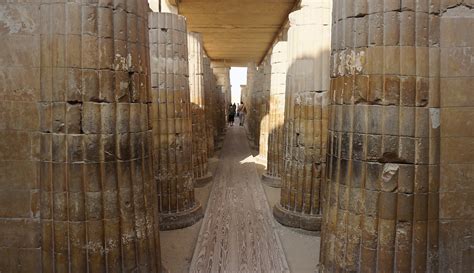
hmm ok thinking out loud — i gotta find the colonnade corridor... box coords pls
[1,0,473,272]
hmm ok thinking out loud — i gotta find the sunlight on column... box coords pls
[239,155,255,164]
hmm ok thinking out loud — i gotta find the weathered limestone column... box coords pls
[246,63,257,144]
[263,42,288,187]
[188,32,212,186]
[0,1,42,270]
[251,66,264,149]
[214,85,225,135]
[256,58,272,165]
[320,0,443,272]
[240,85,249,107]
[211,62,230,140]
[273,0,331,231]
[212,85,226,143]
[42,1,163,271]
[438,3,473,272]
[203,55,215,157]
[149,12,203,230]
[240,84,249,130]
[211,62,231,110]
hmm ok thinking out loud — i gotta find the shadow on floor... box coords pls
[160,126,321,273]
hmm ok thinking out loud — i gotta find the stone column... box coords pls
[273,0,331,231]
[211,62,231,110]
[216,86,225,143]
[240,84,249,130]
[212,85,226,143]
[188,32,212,186]
[149,12,203,230]
[246,63,257,145]
[0,1,42,270]
[250,66,264,149]
[203,55,215,157]
[263,41,288,187]
[438,2,473,272]
[320,0,443,272]
[42,1,163,271]
[240,85,248,106]
[256,58,272,165]
[256,67,265,148]
[211,63,230,138]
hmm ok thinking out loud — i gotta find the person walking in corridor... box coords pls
[238,102,247,126]
[228,104,236,126]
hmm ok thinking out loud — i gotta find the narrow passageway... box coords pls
[190,124,290,273]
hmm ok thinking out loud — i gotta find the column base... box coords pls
[273,203,321,231]
[214,142,223,151]
[195,172,213,187]
[246,134,255,144]
[261,173,282,188]
[208,156,219,164]
[159,203,204,230]
[248,142,258,151]
[254,155,267,166]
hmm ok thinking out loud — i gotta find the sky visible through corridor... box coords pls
[230,67,247,104]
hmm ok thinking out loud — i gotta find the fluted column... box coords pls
[438,3,474,271]
[149,12,203,230]
[256,58,272,165]
[0,1,43,270]
[203,55,215,157]
[188,32,212,186]
[246,63,257,145]
[39,0,163,271]
[240,84,249,130]
[251,66,264,148]
[320,0,443,272]
[211,62,231,116]
[273,0,331,231]
[240,85,249,109]
[263,41,288,187]
[215,85,226,137]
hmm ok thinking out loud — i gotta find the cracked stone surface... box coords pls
[1,1,163,271]
[320,1,474,272]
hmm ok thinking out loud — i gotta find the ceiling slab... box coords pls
[178,0,296,66]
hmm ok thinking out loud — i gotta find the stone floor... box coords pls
[161,124,320,273]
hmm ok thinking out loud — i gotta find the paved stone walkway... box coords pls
[190,125,289,273]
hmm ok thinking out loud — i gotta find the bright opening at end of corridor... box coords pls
[231,67,248,104]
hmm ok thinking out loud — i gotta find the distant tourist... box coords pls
[238,102,247,126]
[228,104,236,126]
